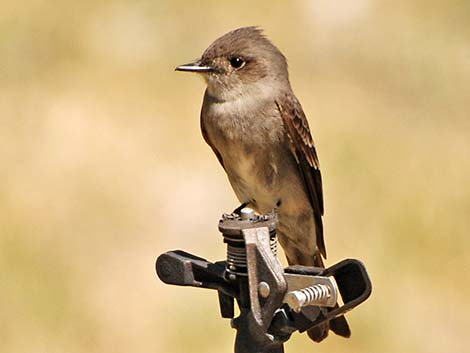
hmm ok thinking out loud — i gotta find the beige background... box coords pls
[1,1,469,352]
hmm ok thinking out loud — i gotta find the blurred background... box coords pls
[1,1,469,352]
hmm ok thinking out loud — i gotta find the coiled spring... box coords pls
[302,284,330,303]
[227,244,247,271]
[226,232,278,275]
[285,284,331,312]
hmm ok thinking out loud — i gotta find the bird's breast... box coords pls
[224,145,280,209]
[206,124,287,211]
[202,93,291,210]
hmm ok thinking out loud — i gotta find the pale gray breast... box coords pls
[201,92,294,209]
[201,90,284,147]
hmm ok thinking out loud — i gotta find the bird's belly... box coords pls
[224,151,280,212]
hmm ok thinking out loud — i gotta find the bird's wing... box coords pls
[276,93,326,259]
[200,120,225,170]
[200,90,226,170]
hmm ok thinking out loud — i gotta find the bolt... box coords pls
[240,207,255,220]
[258,281,270,298]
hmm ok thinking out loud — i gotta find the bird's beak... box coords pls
[175,60,214,73]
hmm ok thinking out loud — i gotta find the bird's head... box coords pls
[176,27,290,102]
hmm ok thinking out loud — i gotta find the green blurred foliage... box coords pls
[1,1,469,352]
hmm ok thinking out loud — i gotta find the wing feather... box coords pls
[276,94,326,258]
[201,119,225,170]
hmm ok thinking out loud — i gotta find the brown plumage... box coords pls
[275,94,326,260]
[176,26,350,342]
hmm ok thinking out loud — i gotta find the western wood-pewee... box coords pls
[176,26,350,342]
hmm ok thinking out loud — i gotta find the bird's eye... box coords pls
[229,57,245,69]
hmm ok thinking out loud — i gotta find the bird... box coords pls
[175,26,350,342]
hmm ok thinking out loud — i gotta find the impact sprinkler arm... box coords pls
[156,209,372,353]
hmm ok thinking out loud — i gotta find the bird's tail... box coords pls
[307,312,351,342]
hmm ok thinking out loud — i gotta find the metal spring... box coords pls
[227,245,247,269]
[285,283,332,312]
[301,284,330,304]
[226,235,278,274]
[270,236,278,256]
